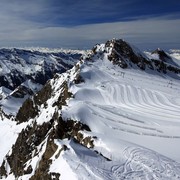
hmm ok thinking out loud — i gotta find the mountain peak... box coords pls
[89,38,151,70]
[87,38,180,75]
[152,48,170,61]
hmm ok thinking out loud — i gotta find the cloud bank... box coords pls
[0,0,179,50]
[0,17,179,50]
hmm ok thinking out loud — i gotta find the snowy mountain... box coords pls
[0,48,83,90]
[145,48,180,68]
[0,48,84,117]
[0,39,180,179]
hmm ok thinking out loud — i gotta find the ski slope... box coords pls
[59,55,180,179]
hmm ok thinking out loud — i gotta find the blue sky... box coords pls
[0,0,179,50]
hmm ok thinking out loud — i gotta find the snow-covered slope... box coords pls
[169,49,180,61]
[0,39,180,179]
[0,80,42,116]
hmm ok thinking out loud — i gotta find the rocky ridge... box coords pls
[88,39,180,75]
[0,60,95,179]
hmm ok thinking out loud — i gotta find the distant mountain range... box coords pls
[0,48,84,90]
[0,48,84,116]
[0,40,180,180]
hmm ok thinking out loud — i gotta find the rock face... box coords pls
[105,39,148,69]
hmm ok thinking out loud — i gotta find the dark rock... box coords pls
[16,98,39,123]
[0,160,7,178]
[4,121,53,178]
[16,81,52,123]
[52,81,72,109]
[30,134,58,180]
[106,39,146,67]
[33,82,52,106]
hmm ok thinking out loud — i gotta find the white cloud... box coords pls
[0,11,179,50]
[19,19,180,48]
[0,1,179,49]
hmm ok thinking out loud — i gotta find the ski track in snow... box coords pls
[111,147,180,180]
[61,141,180,180]
[75,63,180,138]
[61,58,180,179]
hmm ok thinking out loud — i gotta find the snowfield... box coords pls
[169,49,180,61]
[56,51,180,179]
[64,56,180,158]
